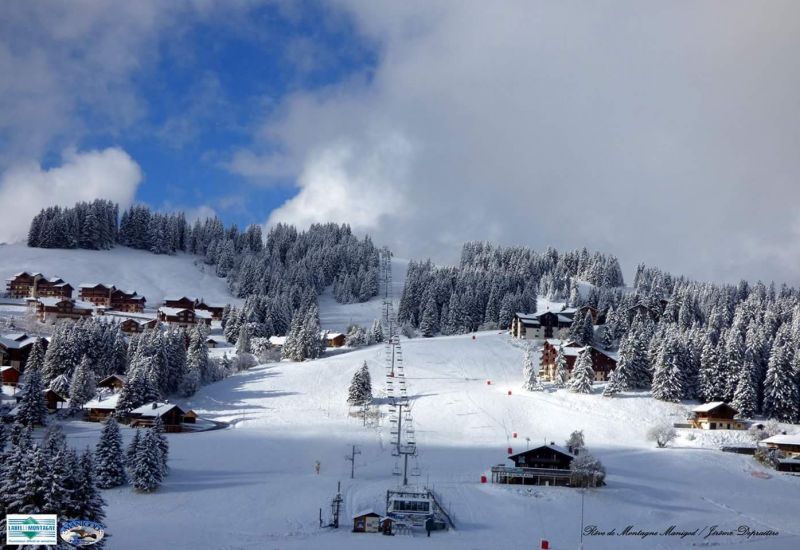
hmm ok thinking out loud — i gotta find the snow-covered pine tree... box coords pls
[237,324,251,354]
[602,368,623,397]
[152,416,170,475]
[25,337,47,373]
[95,417,127,488]
[126,429,141,468]
[187,327,210,384]
[763,330,799,422]
[370,319,384,344]
[347,362,373,406]
[651,330,684,403]
[131,430,164,493]
[554,346,569,388]
[16,368,48,427]
[419,296,439,337]
[69,355,96,410]
[698,335,721,403]
[179,357,201,397]
[522,347,543,391]
[73,450,106,523]
[568,348,594,394]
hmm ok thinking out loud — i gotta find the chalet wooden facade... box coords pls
[97,374,126,393]
[158,306,211,327]
[688,402,746,430]
[325,332,346,348]
[35,278,74,299]
[0,366,20,386]
[78,283,115,307]
[5,272,42,298]
[82,394,119,421]
[129,402,193,432]
[163,296,196,309]
[195,300,225,320]
[512,310,576,340]
[16,388,68,412]
[118,318,159,334]
[492,445,577,486]
[110,289,146,312]
[34,297,94,323]
[0,334,44,370]
[539,340,618,382]
[761,434,800,458]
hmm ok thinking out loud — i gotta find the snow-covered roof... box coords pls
[510,444,575,459]
[163,296,195,302]
[79,282,115,289]
[557,314,574,323]
[762,434,800,445]
[159,306,193,316]
[0,336,37,350]
[326,332,343,339]
[194,310,212,320]
[269,336,286,346]
[352,509,380,518]
[73,300,95,310]
[692,402,732,413]
[131,401,184,417]
[37,297,70,307]
[10,271,42,278]
[83,394,120,410]
[2,333,29,342]
[99,374,127,384]
[0,366,19,372]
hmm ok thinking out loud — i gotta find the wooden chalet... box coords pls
[1,366,21,386]
[34,297,94,323]
[110,289,146,312]
[325,332,346,348]
[352,511,381,533]
[511,309,576,340]
[97,374,127,392]
[194,300,225,320]
[688,402,746,430]
[539,340,618,382]
[760,434,800,472]
[82,394,119,421]
[0,334,44,370]
[158,306,211,327]
[78,283,115,307]
[5,272,42,298]
[118,317,159,334]
[129,402,191,432]
[163,296,197,310]
[492,444,577,486]
[183,410,198,424]
[269,335,286,348]
[15,388,67,412]
[35,277,74,299]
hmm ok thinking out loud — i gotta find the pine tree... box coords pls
[370,319,384,344]
[419,296,438,337]
[522,348,543,391]
[69,355,96,410]
[73,450,106,522]
[347,362,373,406]
[16,368,48,427]
[126,429,141,468]
[698,336,721,402]
[152,416,170,475]
[763,334,799,422]
[603,368,623,397]
[131,430,164,493]
[25,337,47,373]
[651,332,684,403]
[95,418,127,488]
[554,346,569,388]
[237,324,251,354]
[568,348,595,394]
[732,360,758,419]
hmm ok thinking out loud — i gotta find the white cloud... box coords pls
[235,1,800,284]
[0,148,142,244]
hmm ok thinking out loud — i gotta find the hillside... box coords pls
[0,243,237,307]
[84,332,800,549]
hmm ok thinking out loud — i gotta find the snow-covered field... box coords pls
[0,243,236,307]
[44,332,800,550]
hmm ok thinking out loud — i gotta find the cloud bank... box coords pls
[237,1,800,284]
[0,148,142,244]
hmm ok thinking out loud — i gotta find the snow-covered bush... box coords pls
[346,325,367,347]
[647,422,677,448]
[748,419,781,442]
[566,430,586,455]
[401,322,417,339]
[570,453,606,487]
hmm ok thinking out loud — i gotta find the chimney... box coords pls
[550,441,555,446]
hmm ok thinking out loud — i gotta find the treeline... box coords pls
[27,202,382,308]
[607,266,800,421]
[399,242,624,335]
[27,199,118,250]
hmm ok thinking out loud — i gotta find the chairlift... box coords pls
[392,464,402,476]
[391,447,400,457]
[410,465,421,477]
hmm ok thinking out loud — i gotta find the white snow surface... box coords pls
[0,243,237,307]
[49,331,800,549]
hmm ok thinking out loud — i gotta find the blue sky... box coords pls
[3,1,800,284]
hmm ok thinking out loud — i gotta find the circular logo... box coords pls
[59,520,105,547]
